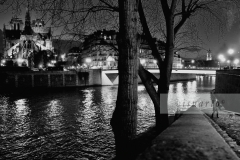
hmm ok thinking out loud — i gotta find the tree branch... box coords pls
[160,0,170,18]
[99,0,119,12]
[138,0,162,67]
[138,59,159,105]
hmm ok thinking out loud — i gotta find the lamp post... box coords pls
[234,59,239,69]
[86,58,92,69]
[218,54,225,70]
[191,60,195,68]
[227,48,235,69]
[227,60,230,69]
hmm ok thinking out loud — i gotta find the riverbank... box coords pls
[0,68,196,88]
[137,106,239,160]
[202,108,240,158]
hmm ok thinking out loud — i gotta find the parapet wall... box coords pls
[101,70,196,86]
[151,73,196,82]
[0,71,89,88]
[214,70,240,113]
[0,69,196,88]
[215,70,240,93]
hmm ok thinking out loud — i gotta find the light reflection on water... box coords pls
[0,76,215,159]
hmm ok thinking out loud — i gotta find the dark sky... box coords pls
[1,3,240,60]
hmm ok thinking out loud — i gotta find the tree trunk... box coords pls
[110,0,138,159]
[158,2,176,130]
[138,62,161,127]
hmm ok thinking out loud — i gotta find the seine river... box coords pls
[0,75,215,160]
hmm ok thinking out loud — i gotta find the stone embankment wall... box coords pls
[0,71,89,88]
[151,73,196,82]
[215,70,240,93]
[0,69,196,88]
[214,69,240,113]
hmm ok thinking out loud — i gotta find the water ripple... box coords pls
[0,77,215,159]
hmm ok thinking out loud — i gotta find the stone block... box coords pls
[34,74,48,87]
[18,75,32,87]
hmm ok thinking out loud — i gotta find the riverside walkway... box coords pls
[137,106,239,160]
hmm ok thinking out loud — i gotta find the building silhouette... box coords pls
[2,7,54,67]
[206,49,212,61]
[80,30,182,69]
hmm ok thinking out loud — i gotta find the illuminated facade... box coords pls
[81,30,182,69]
[80,30,118,69]
[2,8,54,67]
[206,50,212,61]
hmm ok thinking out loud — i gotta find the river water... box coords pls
[0,75,215,160]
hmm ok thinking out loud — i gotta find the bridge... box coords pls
[101,68,216,74]
[99,66,217,75]
[177,68,217,75]
[99,68,216,85]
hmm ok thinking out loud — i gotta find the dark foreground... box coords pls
[136,106,239,160]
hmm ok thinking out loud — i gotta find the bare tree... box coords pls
[137,0,240,130]
[2,0,240,158]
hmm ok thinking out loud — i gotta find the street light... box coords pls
[85,58,92,69]
[61,54,65,61]
[227,60,231,69]
[218,54,225,61]
[234,59,239,64]
[218,54,226,70]
[234,59,239,68]
[228,48,234,55]
[191,60,195,63]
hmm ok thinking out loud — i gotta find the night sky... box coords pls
[1,2,240,60]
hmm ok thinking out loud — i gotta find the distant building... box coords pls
[0,29,3,58]
[80,30,182,69]
[182,58,219,69]
[2,8,54,68]
[206,49,212,61]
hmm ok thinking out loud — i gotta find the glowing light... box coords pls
[191,60,195,63]
[228,48,234,55]
[17,58,24,63]
[227,60,230,63]
[153,60,157,64]
[51,60,56,64]
[177,64,183,68]
[140,59,146,64]
[218,54,226,62]
[86,58,92,63]
[1,59,6,64]
[234,59,239,64]
[39,64,43,68]
[47,63,54,67]
[138,85,145,91]
[221,57,226,62]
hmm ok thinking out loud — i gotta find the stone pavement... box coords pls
[137,106,239,160]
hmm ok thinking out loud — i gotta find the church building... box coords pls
[2,8,54,68]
